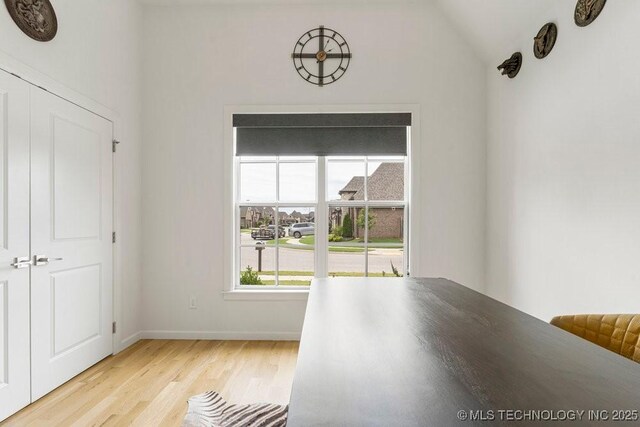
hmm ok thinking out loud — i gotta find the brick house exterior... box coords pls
[334,163,404,239]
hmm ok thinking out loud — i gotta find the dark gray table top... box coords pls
[287,278,640,426]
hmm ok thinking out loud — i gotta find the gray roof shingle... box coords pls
[339,163,404,201]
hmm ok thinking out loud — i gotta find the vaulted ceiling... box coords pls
[138,0,581,65]
[434,0,583,63]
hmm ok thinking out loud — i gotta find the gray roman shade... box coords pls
[234,113,411,156]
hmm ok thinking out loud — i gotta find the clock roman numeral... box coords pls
[306,74,311,80]
[297,66,304,71]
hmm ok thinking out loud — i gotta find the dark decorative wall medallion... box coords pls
[4,0,57,42]
[497,52,522,79]
[574,0,606,27]
[533,23,557,59]
[291,25,351,87]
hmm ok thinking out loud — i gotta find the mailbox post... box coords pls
[255,241,266,272]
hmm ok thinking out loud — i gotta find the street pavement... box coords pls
[240,232,404,276]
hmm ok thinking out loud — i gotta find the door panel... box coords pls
[0,72,31,421]
[30,87,113,401]
[52,116,102,240]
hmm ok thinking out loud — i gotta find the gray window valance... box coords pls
[234,113,411,156]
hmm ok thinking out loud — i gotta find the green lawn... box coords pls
[259,236,366,252]
[266,237,291,245]
[261,280,312,286]
[300,235,402,249]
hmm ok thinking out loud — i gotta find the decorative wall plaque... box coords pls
[497,52,522,79]
[533,23,558,59]
[574,0,607,27]
[4,0,58,42]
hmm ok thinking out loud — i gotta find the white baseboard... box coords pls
[116,331,143,353]
[140,330,302,341]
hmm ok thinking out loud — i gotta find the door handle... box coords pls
[11,256,32,269]
[34,255,64,266]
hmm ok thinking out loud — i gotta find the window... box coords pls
[327,157,406,278]
[237,157,317,287]
[232,112,411,290]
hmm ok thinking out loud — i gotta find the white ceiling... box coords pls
[434,0,572,63]
[138,0,418,4]
[138,0,572,64]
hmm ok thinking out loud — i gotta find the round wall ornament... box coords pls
[574,0,607,27]
[4,0,58,42]
[291,25,351,87]
[533,23,557,59]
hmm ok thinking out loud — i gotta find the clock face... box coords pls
[292,26,351,87]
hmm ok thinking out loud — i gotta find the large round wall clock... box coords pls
[291,25,351,87]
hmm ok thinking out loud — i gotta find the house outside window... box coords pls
[232,112,411,290]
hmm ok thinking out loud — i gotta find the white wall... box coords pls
[486,2,640,320]
[141,1,487,337]
[0,0,143,350]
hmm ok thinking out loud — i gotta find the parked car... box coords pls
[288,222,315,238]
[270,225,286,238]
[251,225,285,240]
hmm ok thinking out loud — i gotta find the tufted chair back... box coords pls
[550,314,640,363]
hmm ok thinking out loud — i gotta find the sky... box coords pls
[239,159,395,208]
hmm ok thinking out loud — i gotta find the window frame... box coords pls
[223,105,421,300]
[235,155,318,289]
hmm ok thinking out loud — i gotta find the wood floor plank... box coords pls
[2,340,299,427]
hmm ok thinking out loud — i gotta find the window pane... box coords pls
[240,206,276,242]
[328,207,365,277]
[327,159,365,202]
[279,162,316,202]
[279,156,316,161]
[367,156,406,162]
[277,207,315,286]
[364,207,405,277]
[328,251,365,277]
[366,161,405,201]
[240,163,276,202]
[277,250,314,286]
[240,245,275,286]
[239,156,277,162]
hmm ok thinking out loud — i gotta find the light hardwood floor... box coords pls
[3,339,299,426]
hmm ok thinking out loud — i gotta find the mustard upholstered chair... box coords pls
[550,314,640,363]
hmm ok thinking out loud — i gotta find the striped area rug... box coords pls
[183,391,288,427]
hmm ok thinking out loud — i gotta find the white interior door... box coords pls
[30,87,113,400]
[0,73,31,420]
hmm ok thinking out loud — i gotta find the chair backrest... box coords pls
[550,314,640,363]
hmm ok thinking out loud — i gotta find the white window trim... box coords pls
[223,104,422,300]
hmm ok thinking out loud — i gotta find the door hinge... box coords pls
[112,322,117,334]
[112,231,116,243]
[112,139,120,153]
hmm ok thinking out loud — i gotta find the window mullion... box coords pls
[275,157,280,287]
[364,158,369,277]
[316,157,328,278]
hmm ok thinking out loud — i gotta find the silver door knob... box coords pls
[11,256,32,269]
[34,255,63,266]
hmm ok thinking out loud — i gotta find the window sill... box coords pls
[222,289,310,301]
